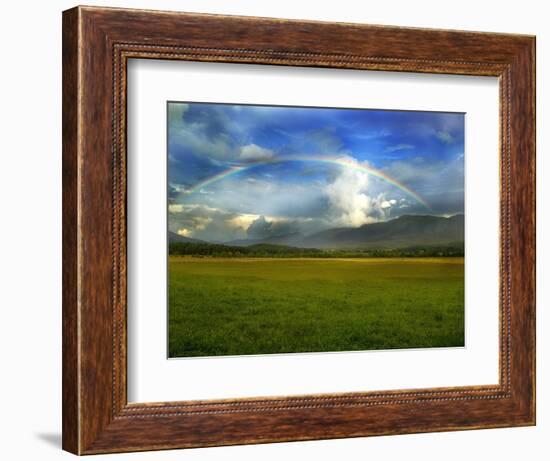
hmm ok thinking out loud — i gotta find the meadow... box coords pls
[168,257,464,358]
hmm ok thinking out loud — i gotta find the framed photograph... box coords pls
[62,6,535,455]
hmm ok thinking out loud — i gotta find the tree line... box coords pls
[168,242,464,258]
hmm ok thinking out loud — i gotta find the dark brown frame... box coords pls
[62,5,536,455]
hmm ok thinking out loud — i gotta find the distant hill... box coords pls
[223,214,464,250]
[168,231,205,244]
[303,214,464,249]
[226,232,304,247]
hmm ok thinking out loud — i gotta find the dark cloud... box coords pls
[168,204,245,243]
[247,216,301,240]
[168,184,178,203]
[246,216,271,239]
[169,103,243,162]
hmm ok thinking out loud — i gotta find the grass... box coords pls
[168,257,464,358]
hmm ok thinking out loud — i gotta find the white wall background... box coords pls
[0,1,545,459]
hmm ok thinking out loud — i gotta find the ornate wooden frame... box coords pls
[62,5,535,455]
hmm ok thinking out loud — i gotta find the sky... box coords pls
[167,102,464,243]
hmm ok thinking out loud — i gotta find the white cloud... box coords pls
[193,216,213,230]
[350,130,390,140]
[169,204,246,242]
[177,228,192,237]
[239,143,274,161]
[226,214,260,231]
[399,198,411,209]
[436,130,455,144]
[385,143,414,153]
[380,199,397,209]
[325,157,390,227]
[168,204,184,213]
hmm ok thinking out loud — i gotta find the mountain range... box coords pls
[169,214,464,250]
[167,231,205,244]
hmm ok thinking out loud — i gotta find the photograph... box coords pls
[167,102,466,358]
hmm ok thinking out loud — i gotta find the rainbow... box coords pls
[180,155,431,210]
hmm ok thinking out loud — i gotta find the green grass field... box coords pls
[168,257,464,358]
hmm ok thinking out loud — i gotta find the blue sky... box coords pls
[168,102,464,242]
